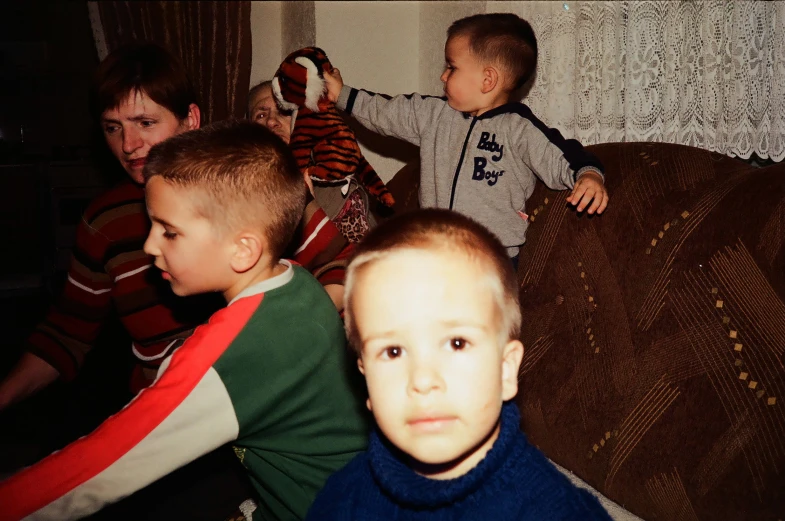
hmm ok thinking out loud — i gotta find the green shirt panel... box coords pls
[213,266,370,521]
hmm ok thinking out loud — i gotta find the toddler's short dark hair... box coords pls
[448,13,538,90]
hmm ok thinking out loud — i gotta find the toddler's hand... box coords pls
[566,171,608,214]
[324,67,344,103]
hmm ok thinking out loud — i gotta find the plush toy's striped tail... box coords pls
[357,156,395,207]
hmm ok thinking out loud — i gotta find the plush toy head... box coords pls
[271,46,397,213]
[272,47,333,113]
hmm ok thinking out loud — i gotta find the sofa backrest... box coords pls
[517,142,785,521]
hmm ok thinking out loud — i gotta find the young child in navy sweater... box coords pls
[305,208,612,520]
[324,13,608,264]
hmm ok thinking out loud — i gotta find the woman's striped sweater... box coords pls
[26,181,213,393]
[26,181,354,393]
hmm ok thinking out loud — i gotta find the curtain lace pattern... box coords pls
[488,1,785,161]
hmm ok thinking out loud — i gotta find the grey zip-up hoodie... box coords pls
[337,86,605,256]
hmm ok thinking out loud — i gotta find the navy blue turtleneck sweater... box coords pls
[305,402,612,520]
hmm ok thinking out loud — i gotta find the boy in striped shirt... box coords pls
[0,121,369,521]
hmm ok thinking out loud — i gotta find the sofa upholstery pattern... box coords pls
[516,143,785,521]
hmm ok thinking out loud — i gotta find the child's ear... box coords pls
[482,66,500,94]
[356,359,373,411]
[501,340,524,401]
[230,232,264,273]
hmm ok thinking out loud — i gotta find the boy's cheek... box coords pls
[364,371,396,403]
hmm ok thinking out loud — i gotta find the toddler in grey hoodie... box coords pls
[325,13,608,259]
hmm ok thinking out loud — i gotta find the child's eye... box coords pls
[380,346,403,360]
[103,124,119,134]
[163,230,177,240]
[448,337,468,350]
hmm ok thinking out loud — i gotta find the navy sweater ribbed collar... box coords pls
[368,401,521,509]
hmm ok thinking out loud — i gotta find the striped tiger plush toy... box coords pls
[272,47,395,210]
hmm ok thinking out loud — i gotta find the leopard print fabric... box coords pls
[333,189,371,243]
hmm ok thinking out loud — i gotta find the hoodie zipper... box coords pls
[448,117,478,210]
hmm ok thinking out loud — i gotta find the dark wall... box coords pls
[0,2,102,370]
[0,1,98,158]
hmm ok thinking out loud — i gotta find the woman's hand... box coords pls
[323,284,344,313]
[0,352,60,412]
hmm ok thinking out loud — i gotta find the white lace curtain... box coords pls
[488,1,785,161]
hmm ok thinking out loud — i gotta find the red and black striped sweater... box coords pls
[26,181,353,394]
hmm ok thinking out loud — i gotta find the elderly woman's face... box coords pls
[249,85,292,144]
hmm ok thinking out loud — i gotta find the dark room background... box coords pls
[0,0,103,372]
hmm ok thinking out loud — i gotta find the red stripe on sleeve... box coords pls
[0,294,263,521]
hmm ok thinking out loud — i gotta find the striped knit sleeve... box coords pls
[0,296,260,521]
[293,201,353,287]
[25,209,115,380]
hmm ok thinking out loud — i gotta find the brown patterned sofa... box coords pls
[383,142,785,521]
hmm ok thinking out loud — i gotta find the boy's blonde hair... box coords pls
[344,209,521,354]
[448,13,538,90]
[143,120,306,260]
